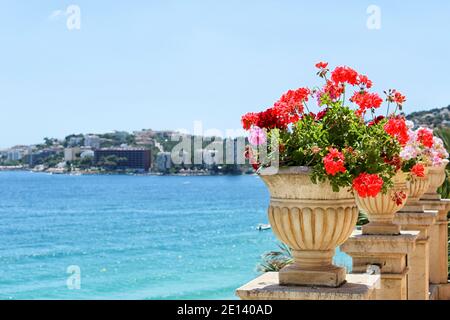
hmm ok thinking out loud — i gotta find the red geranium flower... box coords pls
[252,163,260,170]
[323,148,346,176]
[383,155,402,171]
[392,191,407,206]
[411,164,425,178]
[357,75,373,89]
[255,107,289,130]
[331,66,359,86]
[315,62,329,69]
[416,128,434,148]
[242,112,259,130]
[315,108,329,121]
[321,80,345,101]
[350,91,383,116]
[384,116,409,146]
[368,115,386,127]
[352,173,384,198]
[275,87,310,115]
[394,91,406,105]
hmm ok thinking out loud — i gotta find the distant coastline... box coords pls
[0,166,254,177]
[1,130,252,176]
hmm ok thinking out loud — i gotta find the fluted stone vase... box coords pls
[354,171,408,235]
[422,160,449,200]
[403,168,431,211]
[260,167,358,288]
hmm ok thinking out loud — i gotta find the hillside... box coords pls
[406,105,450,128]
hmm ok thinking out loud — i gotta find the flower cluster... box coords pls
[331,66,359,86]
[241,108,288,131]
[400,125,449,167]
[323,148,346,176]
[242,88,310,131]
[411,164,425,178]
[417,128,434,148]
[384,117,409,146]
[241,62,449,201]
[392,191,407,206]
[350,91,383,117]
[386,89,407,109]
[352,173,384,198]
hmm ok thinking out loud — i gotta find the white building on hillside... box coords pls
[64,147,81,162]
[7,150,23,161]
[84,135,101,149]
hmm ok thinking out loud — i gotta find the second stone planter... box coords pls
[354,171,408,235]
[260,167,358,288]
[422,160,449,200]
[403,167,431,211]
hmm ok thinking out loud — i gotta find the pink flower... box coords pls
[432,137,449,159]
[432,153,443,167]
[248,127,267,146]
[400,145,419,161]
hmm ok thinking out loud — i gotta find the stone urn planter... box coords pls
[259,167,358,288]
[407,168,431,202]
[399,167,431,212]
[354,171,408,235]
[422,160,449,200]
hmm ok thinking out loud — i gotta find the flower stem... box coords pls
[303,102,311,114]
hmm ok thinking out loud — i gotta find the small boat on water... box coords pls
[257,224,271,231]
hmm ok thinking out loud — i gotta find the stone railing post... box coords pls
[394,209,436,300]
[424,203,450,284]
[341,231,418,300]
[386,168,435,300]
[421,191,450,299]
[418,161,450,300]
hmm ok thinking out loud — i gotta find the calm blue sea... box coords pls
[0,171,351,300]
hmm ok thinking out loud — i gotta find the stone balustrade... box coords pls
[236,166,450,301]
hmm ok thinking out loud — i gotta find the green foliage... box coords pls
[357,211,369,226]
[257,243,293,273]
[69,156,94,170]
[35,153,64,168]
[261,103,400,193]
[79,156,94,167]
[97,155,128,170]
[0,160,21,166]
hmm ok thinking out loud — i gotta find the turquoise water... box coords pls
[0,171,351,300]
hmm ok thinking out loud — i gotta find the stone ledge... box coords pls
[379,267,410,280]
[236,272,380,301]
[437,282,450,300]
[341,230,419,255]
[394,211,437,227]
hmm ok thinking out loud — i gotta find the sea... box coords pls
[0,171,351,300]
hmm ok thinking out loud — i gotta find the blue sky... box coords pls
[1,0,450,148]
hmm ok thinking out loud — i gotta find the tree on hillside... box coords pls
[97,155,128,170]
